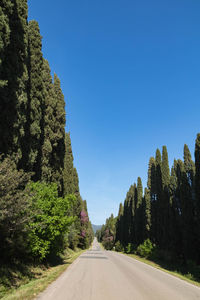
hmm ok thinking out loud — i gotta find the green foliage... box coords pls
[195,134,200,261]
[134,177,144,245]
[98,214,116,250]
[125,243,135,254]
[63,133,75,196]
[102,239,114,250]
[21,20,44,179]
[115,241,124,252]
[108,135,200,267]
[0,0,28,159]
[0,0,93,266]
[51,74,66,194]
[79,200,94,249]
[27,182,75,260]
[136,239,155,258]
[40,59,56,183]
[144,188,151,238]
[0,5,10,87]
[115,203,124,244]
[0,157,31,261]
[67,223,80,250]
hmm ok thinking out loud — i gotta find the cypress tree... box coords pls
[73,167,80,196]
[184,144,195,187]
[143,188,151,239]
[161,146,170,248]
[179,167,195,260]
[195,134,200,261]
[155,149,162,245]
[181,144,196,260]
[135,177,143,245]
[63,133,75,195]
[40,59,56,182]
[161,146,170,188]
[147,157,156,200]
[20,20,44,179]
[147,157,156,242]
[0,0,28,160]
[116,203,124,243]
[51,74,66,194]
[0,1,11,88]
[137,177,143,208]
[123,184,135,246]
[131,183,137,244]
[169,161,182,256]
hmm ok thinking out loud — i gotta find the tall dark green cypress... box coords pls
[184,144,195,187]
[155,149,162,245]
[51,74,66,194]
[0,0,28,160]
[123,184,135,246]
[143,188,151,239]
[131,183,137,244]
[161,146,170,248]
[181,145,196,260]
[195,134,200,261]
[147,157,156,242]
[0,1,11,88]
[147,157,156,200]
[41,59,56,182]
[21,20,44,179]
[116,203,123,243]
[169,160,185,257]
[63,133,75,195]
[135,177,143,245]
[162,146,170,188]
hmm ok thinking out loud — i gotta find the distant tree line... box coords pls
[97,136,200,265]
[0,0,93,262]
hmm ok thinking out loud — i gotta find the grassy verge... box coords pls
[99,243,104,250]
[0,248,84,300]
[121,252,200,287]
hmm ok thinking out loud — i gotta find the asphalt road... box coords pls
[37,238,200,300]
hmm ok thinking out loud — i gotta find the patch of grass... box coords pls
[0,248,84,300]
[99,243,104,250]
[122,252,200,288]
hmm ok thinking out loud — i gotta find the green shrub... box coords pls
[115,241,124,252]
[136,239,155,258]
[27,182,75,260]
[186,260,200,280]
[125,243,134,254]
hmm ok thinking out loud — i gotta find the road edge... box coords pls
[115,251,200,288]
[1,249,85,300]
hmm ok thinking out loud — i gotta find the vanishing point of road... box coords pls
[37,238,200,300]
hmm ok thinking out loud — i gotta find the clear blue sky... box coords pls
[28,0,200,225]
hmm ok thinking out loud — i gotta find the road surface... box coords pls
[37,238,200,300]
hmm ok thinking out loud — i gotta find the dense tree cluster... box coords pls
[99,137,200,265]
[96,214,116,250]
[0,0,93,261]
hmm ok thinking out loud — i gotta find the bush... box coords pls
[67,222,79,250]
[27,182,75,260]
[115,241,124,252]
[136,239,155,258]
[125,243,135,254]
[102,236,114,250]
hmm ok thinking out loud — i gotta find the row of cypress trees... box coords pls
[100,135,200,264]
[0,0,93,254]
